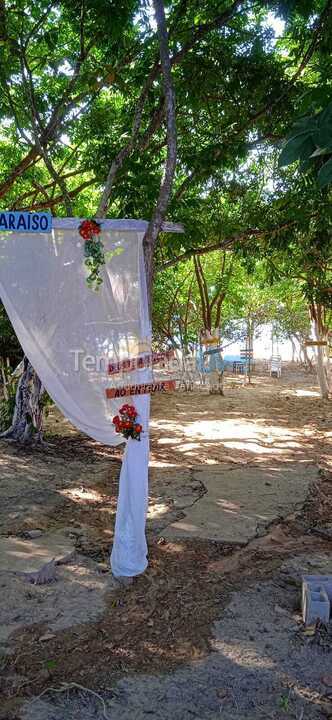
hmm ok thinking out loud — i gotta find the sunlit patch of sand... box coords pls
[211,639,275,670]
[151,417,310,459]
[280,388,320,398]
[60,488,104,503]
[147,502,170,518]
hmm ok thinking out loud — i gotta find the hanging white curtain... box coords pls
[0,223,151,577]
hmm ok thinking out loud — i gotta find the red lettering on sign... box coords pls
[105,380,176,399]
[108,350,176,375]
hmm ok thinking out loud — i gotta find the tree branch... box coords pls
[142,0,177,308]
[24,1,54,49]
[96,68,164,217]
[210,251,227,311]
[193,256,208,329]
[159,219,299,270]
[0,25,94,201]
[173,2,332,204]
[19,44,74,214]
[170,0,242,66]
[9,167,87,209]
[14,179,94,211]
[0,0,7,43]
[96,1,243,219]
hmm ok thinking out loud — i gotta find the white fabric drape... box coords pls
[0,226,151,577]
[111,393,150,576]
[110,242,151,576]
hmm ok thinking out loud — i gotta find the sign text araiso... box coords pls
[0,211,52,233]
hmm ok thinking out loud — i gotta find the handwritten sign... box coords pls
[108,350,174,375]
[106,380,176,399]
[304,340,327,347]
[204,346,223,356]
[0,211,52,233]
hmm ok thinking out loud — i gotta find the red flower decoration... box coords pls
[113,404,142,441]
[79,219,101,241]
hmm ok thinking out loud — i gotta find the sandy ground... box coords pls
[1,364,332,719]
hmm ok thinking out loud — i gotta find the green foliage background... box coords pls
[0,0,331,353]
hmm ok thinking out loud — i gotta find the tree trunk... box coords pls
[301,341,314,372]
[292,331,313,371]
[208,368,224,395]
[143,0,177,305]
[243,321,254,385]
[312,319,330,399]
[1,356,45,443]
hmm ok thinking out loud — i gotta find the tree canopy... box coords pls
[0,0,332,393]
[1,0,331,229]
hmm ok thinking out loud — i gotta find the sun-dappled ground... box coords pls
[1,364,332,719]
[149,366,330,469]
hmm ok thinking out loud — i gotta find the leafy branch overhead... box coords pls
[279,101,332,187]
[0,0,332,423]
[0,0,331,310]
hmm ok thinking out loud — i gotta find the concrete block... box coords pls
[303,575,332,602]
[302,579,330,626]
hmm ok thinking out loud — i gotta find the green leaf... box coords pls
[313,125,332,148]
[104,247,124,262]
[298,137,316,161]
[279,134,313,167]
[299,156,314,173]
[291,116,318,133]
[319,101,332,127]
[318,157,332,188]
[45,659,57,670]
[310,147,332,157]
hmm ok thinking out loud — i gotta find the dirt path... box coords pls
[1,365,332,719]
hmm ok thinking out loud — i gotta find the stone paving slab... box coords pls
[162,463,316,544]
[0,530,74,573]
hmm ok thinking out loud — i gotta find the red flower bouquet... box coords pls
[112,404,142,441]
[79,219,101,240]
[79,218,104,290]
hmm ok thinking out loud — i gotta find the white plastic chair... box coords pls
[270,355,282,378]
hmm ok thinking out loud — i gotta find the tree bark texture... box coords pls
[1,356,45,443]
